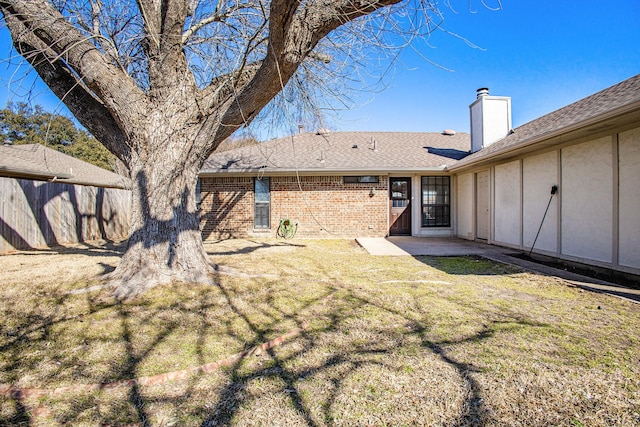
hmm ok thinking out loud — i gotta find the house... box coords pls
[0,143,131,252]
[199,130,470,239]
[199,74,640,275]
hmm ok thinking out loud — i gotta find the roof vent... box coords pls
[442,129,456,136]
[352,144,358,149]
[476,87,489,99]
[3,139,13,146]
[316,128,330,135]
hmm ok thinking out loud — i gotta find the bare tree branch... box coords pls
[1,6,130,160]
[0,0,483,296]
[1,0,148,138]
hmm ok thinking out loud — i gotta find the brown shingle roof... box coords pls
[201,131,471,175]
[204,75,640,176]
[0,144,129,188]
[450,73,640,169]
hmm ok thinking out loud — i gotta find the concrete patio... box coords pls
[356,236,519,257]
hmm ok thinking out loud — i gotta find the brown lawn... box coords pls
[0,239,638,426]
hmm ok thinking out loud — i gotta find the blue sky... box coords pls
[334,0,640,134]
[1,0,639,138]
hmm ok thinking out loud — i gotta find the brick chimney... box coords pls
[469,88,512,153]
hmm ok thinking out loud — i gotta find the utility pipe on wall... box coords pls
[529,185,558,257]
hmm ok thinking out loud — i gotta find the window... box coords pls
[421,176,450,227]
[390,179,409,208]
[195,178,202,210]
[254,177,270,228]
[344,176,379,184]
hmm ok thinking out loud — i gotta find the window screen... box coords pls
[421,176,450,227]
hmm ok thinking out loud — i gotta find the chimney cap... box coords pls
[476,87,489,98]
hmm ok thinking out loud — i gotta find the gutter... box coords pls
[0,165,73,180]
[60,179,130,189]
[0,166,130,189]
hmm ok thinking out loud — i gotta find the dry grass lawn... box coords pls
[0,238,639,426]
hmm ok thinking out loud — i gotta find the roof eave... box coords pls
[0,166,73,180]
[449,99,640,172]
[199,166,450,177]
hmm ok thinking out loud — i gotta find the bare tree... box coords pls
[0,0,457,298]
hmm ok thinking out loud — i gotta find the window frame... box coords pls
[254,177,271,229]
[421,176,451,227]
[195,178,202,210]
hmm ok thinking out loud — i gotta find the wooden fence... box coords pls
[0,177,131,253]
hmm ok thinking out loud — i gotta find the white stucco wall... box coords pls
[523,151,558,253]
[494,160,521,247]
[561,137,613,263]
[618,127,640,269]
[456,173,474,240]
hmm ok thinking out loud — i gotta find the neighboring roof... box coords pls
[0,144,129,189]
[450,73,640,170]
[201,131,471,175]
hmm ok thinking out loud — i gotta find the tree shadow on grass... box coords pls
[1,239,126,258]
[416,255,518,276]
[1,243,551,426]
[204,238,305,257]
[0,278,184,425]
[196,274,550,427]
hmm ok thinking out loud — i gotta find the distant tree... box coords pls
[0,0,494,298]
[1,103,116,171]
[215,135,260,152]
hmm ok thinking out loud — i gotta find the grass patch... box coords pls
[1,239,639,426]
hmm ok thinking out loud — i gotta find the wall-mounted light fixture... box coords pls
[369,187,376,197]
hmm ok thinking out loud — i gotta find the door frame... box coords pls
[389,177,412,236]
[475,170,490,240]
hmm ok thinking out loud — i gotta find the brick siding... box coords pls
[200,175,389,239]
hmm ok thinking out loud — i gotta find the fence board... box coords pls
[0,177,131,253]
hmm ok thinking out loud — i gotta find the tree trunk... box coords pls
[108,155,214,300]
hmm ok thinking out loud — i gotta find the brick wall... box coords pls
[199,175,389,239]
[199,176,254,239]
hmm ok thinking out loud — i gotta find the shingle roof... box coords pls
[201,131,471,175]
[204,75,640,176]
[450,73,640,169]
[0,144,129,188]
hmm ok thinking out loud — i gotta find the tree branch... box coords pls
[1,5,131,161]
[210,0,403,145]
[0,0,148,135]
